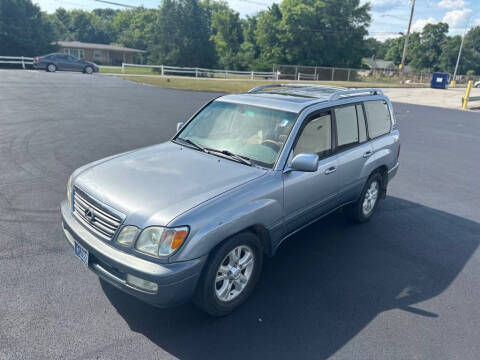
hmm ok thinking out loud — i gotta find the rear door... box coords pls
[363,100,397,170]
[333,103,374,204]
[283,110,340,234]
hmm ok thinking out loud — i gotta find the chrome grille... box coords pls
[73,188,123,241]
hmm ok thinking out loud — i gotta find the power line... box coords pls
[93,0,137,8]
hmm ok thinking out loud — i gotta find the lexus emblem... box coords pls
[84,207,95,223]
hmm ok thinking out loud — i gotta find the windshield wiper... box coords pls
[176,138,253,166]
[206,148,253,166]
[177,138,205,152]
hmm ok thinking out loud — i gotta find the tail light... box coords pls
[35,57,40,62]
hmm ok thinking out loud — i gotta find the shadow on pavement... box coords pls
[101,196,479,360]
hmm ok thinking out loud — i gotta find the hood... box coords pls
[74,142,267,227]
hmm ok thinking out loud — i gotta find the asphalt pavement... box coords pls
[0,70,479,360]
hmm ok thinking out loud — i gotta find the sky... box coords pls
[34,0,480,41]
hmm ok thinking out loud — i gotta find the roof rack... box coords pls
[329,88,383,100]
[248,83,384,101]
[248,83,343,93]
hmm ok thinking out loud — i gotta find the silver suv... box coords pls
[61,84,400,316]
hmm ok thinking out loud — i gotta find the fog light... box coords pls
[126,274,158,293]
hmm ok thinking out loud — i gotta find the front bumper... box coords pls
[61,200,206,307]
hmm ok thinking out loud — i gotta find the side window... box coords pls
[364,100,392,139]
[356,104,367,142]
[293,113,332,158]
[334,105,358,147]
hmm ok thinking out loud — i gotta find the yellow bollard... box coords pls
[450,80,456,87]
[462,80,473,110]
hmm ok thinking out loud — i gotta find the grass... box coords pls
[118,75,427,93]
[99,66,158,75]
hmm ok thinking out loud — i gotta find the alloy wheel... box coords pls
[362,180,379,216]
[214,245,254,302]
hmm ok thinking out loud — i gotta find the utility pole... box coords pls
[451,18,470,87]
[399,0,416,83]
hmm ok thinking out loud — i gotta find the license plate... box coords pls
[74,241,89,267]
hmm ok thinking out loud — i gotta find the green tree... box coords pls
[255,0,371,69]
[149,0,215,67]
[462,26,480,75]
[384,32,420,66]
[255,4,285,69]
[68,10,113,44]
[210,6,244,69]
[363,37,387,59]
[438,35,461,73]
[114,8,158,52]
[0,0,57,56]
[414,22,449,71]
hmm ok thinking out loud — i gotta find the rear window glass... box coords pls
[364,101,392,139]
[334,106,358,147]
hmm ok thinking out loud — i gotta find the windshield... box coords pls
[176,101,297,168]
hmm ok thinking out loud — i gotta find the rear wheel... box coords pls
[194,232,263,316]
[47,64,56,72]
[344,172,382,223]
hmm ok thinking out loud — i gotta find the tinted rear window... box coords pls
[364,101,392,139]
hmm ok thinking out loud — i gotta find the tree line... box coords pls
[1,0,479,74]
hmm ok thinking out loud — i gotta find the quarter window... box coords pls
[364,101,392,139]
[334,105,358,147]
[293,113,332,158]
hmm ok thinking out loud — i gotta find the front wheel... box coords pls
[84,66,93,74]
[193,232,263,316]
[344,172,382,223]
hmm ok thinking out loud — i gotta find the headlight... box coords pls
[66,175,73,210]
[135,226,189,257]
[116,226,138,246]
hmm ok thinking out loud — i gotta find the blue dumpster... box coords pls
[431,72,450,89]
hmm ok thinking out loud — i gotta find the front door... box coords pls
[283,111,340,235]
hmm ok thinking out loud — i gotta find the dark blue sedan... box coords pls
[33,53,99,74]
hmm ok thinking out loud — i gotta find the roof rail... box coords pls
[329,88,383,101]
[248,83,340,93]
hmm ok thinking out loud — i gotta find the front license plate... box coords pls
[74,241,89,267]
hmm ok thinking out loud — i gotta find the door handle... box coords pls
[324,166,337,175]
[363,151,373,158]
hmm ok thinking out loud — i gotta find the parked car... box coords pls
[474,81,480,88]
[61,84,400,316]
[33,53,98,74]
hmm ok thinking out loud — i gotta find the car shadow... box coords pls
[100,196,479,360]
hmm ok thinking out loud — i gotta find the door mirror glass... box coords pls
[288,153,319,172]
[176,122,184,132]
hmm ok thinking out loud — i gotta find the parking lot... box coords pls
[1,70,479,360]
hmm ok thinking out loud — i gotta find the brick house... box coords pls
[57,41,146,65]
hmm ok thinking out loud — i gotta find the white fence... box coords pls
[122,63,278,80]
[0,56,34,69]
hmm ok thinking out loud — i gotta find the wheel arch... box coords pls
[371,165,388,199]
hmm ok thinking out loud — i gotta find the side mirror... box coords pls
[286,153,319,172]
[176,122,184,132]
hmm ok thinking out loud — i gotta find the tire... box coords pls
[46,64,56,72]
[84,66,93,74]
[344,172,382,224]
[193,232,263,316]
